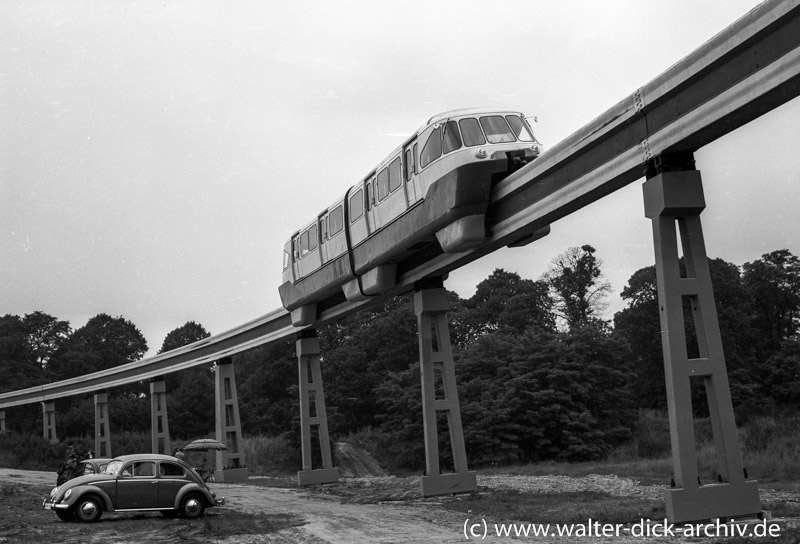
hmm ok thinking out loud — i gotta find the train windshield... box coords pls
[505,115,535,142]
[419,113,538,169]
[479,116,516,143]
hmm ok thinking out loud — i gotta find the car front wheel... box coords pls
[73,496,103,523]
[56,509,75,522]
[179,493,206,519]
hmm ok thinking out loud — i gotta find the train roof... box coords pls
[424,107,524,127]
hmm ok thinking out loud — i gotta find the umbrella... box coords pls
[182,438,228,452]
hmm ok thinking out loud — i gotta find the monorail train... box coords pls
[279,108,543,326]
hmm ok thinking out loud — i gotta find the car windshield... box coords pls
[103,460,122,475]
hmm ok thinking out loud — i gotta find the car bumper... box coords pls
[215,497,225,506]
[42,499,69,510]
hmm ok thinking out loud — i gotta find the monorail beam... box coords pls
[0,309,293,408]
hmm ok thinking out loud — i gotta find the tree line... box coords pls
[1,247,798,470]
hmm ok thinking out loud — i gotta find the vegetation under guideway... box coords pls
[1,0,799,409]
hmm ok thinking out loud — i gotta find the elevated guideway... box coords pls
[0,309,291,408]
[2,0,799,409]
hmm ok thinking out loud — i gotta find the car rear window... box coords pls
[160,462,185,477]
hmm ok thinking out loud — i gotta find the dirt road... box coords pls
[1,467,795,543]
[0,467,489,543]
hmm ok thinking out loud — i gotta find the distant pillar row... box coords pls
[643,164,761,523]
[296,330,338,486]
[150,378,171,455]
[215,357,248,481]
[42,402,57,443]
[0,410,5,433]
[94,392,111,458]
[414,279,476,496]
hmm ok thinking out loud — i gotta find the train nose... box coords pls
[506,149,529,171]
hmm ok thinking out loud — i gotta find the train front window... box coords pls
[506,115,535,142]
[479,116,516,143]
[459,118,485,147]
[420,126,442,168]
[442,121,462,154]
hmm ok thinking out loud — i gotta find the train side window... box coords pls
[459,118,486,146]
[420,126,442,169]
[388,157,401,193]
[349,189,364,222]
[377,167,389,201]
[479,115,516,143]
[329,205,344,235]
[442,121,462,154]
[283,248,291,269]
[506,115,535,141]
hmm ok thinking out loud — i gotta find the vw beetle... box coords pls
[43,453,224,522]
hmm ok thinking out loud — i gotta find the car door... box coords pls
[115,461,158,509]
[157,461,188,508]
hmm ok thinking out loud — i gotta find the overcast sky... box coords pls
[2,0,798,357]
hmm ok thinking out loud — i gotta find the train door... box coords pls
[318,212,329,263]
[290,234,300,281]
[403,140,421,203]
[365,175,379,233]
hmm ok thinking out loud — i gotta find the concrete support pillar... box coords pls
[42,402,57,443]
[0,410,6,434]
[150,378,171,455]
[94,392,112,458]
[414,279,476,496]
[214,357,248,481]
[296,330,338,485]
[644,167,761,522]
